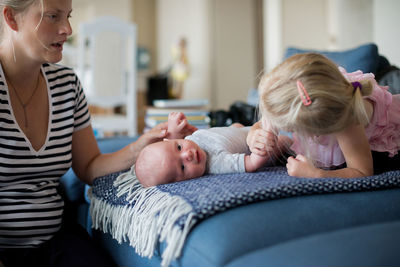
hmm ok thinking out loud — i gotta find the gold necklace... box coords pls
[6,73,41,128]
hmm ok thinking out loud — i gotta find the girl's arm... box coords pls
[287,124,373,178]
[71,123,169,185]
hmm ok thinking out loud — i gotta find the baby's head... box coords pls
[135,139,207,187]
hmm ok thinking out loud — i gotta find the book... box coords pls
[152,98,209,108]
[146,115,208,121]
[144,103,211,130]
[145,115,210,127]
[146,107,209,116]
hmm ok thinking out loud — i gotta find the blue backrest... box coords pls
[284,43,380,74]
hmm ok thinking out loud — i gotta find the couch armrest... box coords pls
[60,136,139,230]
[60,136,139,196]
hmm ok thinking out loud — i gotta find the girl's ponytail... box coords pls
[351,79,373,127]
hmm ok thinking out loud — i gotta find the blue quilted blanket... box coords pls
[89,166,400,266]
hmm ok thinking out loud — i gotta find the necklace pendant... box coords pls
[6,72,41,129]
[23,108,28,128]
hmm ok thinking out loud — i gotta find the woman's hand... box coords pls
[134,122,169,152]
[286,154,320,178]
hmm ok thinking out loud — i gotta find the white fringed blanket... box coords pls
[89,166,400,266]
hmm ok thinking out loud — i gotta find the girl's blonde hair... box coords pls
[259,53,373,137]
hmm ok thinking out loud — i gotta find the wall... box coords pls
[213,0,259,109]
[156,0,213,102]
[373,0,400,66]
[62,0,133,68]
[283,0,329,50]
[71,0,133,31]
[156,0,259,110]
[263,0,329,72]
[264,0,400,71]
[327,0,373,50]
[131,0,157,90]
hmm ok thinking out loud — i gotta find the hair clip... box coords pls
[297,80,312,106]
[351,81,362,94]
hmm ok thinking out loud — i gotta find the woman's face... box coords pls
[14,0,72,63]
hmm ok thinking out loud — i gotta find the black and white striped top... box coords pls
[0,63,91,248]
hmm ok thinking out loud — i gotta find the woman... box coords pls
[0,0,195,265]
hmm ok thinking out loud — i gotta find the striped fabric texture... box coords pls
[0,63,90,248]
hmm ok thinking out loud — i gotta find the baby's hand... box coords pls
[168,112,187,133]
[167,112,197,139]
[247,128,278,157]
[286,154,320,178]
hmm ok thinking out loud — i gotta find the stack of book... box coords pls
[144,99,211,131]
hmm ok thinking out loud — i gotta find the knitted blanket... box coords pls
[89,167,400,267]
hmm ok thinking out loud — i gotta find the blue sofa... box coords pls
[61,43,400,266]
[62,137,400,267]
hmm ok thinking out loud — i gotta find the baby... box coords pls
[135,112,289,187]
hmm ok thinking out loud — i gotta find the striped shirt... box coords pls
[0,63,91,248]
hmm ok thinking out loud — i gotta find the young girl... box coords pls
[248,52,400,178]
[0,0,195,266]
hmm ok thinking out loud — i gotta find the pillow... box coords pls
[284,43,379,74]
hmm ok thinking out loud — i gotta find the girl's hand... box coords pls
[286,154,320,178]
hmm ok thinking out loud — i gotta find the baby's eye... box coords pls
[177,144,182,151]
[181,164,185,171]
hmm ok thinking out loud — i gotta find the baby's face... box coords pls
[140,139,207,186]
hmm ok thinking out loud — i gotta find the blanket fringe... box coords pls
[90,166,196,267]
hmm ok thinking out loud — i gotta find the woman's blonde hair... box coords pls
[259,53,373,138]
[0,0,42,40]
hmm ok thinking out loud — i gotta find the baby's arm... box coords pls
[247,120,292,158]
[166,112,197,139]
[244,153,269,172]
[245,120,291,172]
[287,124,373,178]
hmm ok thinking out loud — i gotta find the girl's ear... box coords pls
[3,6,19,31]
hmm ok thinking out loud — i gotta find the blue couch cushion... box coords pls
[284,43,379,74]
[226,220,400,267]
[96,136,138,153]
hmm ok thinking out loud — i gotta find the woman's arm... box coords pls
[71,123,169,185]
[286,124,373,178]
